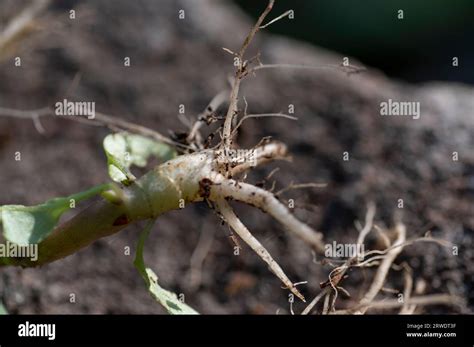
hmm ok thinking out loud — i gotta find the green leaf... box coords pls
[0,184,111,246]
[103,132,176,185]
[0,301,8,315]
[134,220,198,315]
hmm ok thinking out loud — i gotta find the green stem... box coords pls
[67,183,113,203]
[0,151,211,268]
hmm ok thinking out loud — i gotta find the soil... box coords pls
[0,0,472,314]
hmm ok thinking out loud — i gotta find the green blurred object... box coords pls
[0,301,8,314]
[134,220,199,315]
[236,0,474,83]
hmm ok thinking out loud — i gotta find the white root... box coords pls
[275,182,327,196]
[216,199,305,301]
[301,288,330,315]
[231,113,297,137]
[187,90,229,148]
[221,0,275,151]
[0,106,185,149]
[0,0,51,58]
[259,10,293,29]
[353,223,406,314]
[356,202,376,246]
[399,265,416,314]
[230,141,290,176]
[187,220,215,290]
[332,294,463,314]
[209,179,325,253]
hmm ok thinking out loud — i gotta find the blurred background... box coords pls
[0,0,473,314]
[237,0,474,84]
